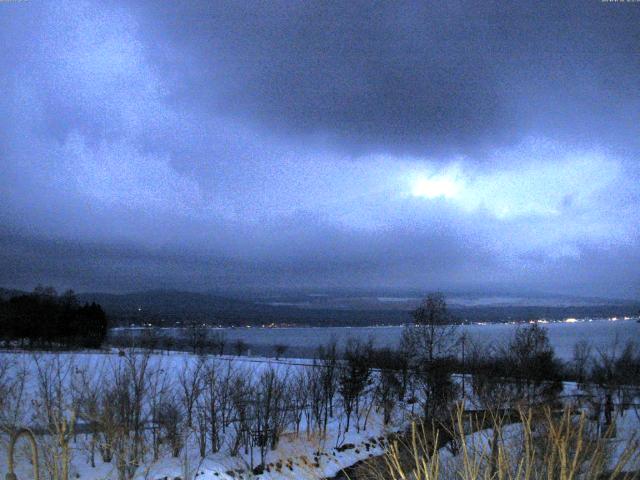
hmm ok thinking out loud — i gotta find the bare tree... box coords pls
[210,331,226,356]
[76,360,107,468]
[233,339,249,356]
[105,350,152,480]
[178,356,205,429]
[415,358,458,422]
[252,367,288,467]
[399,294,464,422]
[95,385,117,464]
[139,327,161,352]
[401,292,457,363]
[288,370,309,437]
[156,397,184,458]
[587,340,640,436]
[338,339,372,432]
[572,340,592,384]
[198,358,229,456]
[370,348,404,425]
[218,361,237,439]
[507,323,561,406]
[147,361,170,461]
[229,374,252,457]
[305,361,324,438]
[186,321,208,354]
[468,324,561,412]
[274,344,288,359]
[469,343,519,410]
[33,355,77,480]
[317,339,339,434]
[0,355,28,434]
[195,394,208,458]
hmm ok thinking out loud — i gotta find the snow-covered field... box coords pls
[0,351,406,480]
[1,348,639,480]
[437,409,640,478]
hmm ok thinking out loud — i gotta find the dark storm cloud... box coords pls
[0,0,639,298]
[0,213,501,293]
[131,0,640,156]
[3,209,637,297]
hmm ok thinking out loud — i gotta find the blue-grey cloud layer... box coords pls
[1,0,639,298]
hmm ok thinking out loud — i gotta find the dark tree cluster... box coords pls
[0,286,108,349]
[467,323,563,409]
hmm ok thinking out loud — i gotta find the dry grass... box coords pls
[353,405,640,480]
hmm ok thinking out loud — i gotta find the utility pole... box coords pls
[459,332,468,404]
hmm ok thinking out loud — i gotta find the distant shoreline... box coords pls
[110,315,640,330]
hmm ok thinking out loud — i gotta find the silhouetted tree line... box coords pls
[0,285,108,348]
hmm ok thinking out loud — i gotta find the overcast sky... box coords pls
[1,0,639,298]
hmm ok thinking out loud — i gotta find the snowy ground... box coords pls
[437,409,640,477]
[0,350,406,480]
[1,349,639,480]
[1,419,392,480]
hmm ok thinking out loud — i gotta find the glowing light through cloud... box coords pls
[410,168,464,200]
[404,148,625,226]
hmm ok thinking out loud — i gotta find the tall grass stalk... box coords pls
[357,404,639,480]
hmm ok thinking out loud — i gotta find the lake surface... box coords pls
[111,318,639,360]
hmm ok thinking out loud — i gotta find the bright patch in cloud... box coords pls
[404,147,623,224]
[410,169,464,200]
